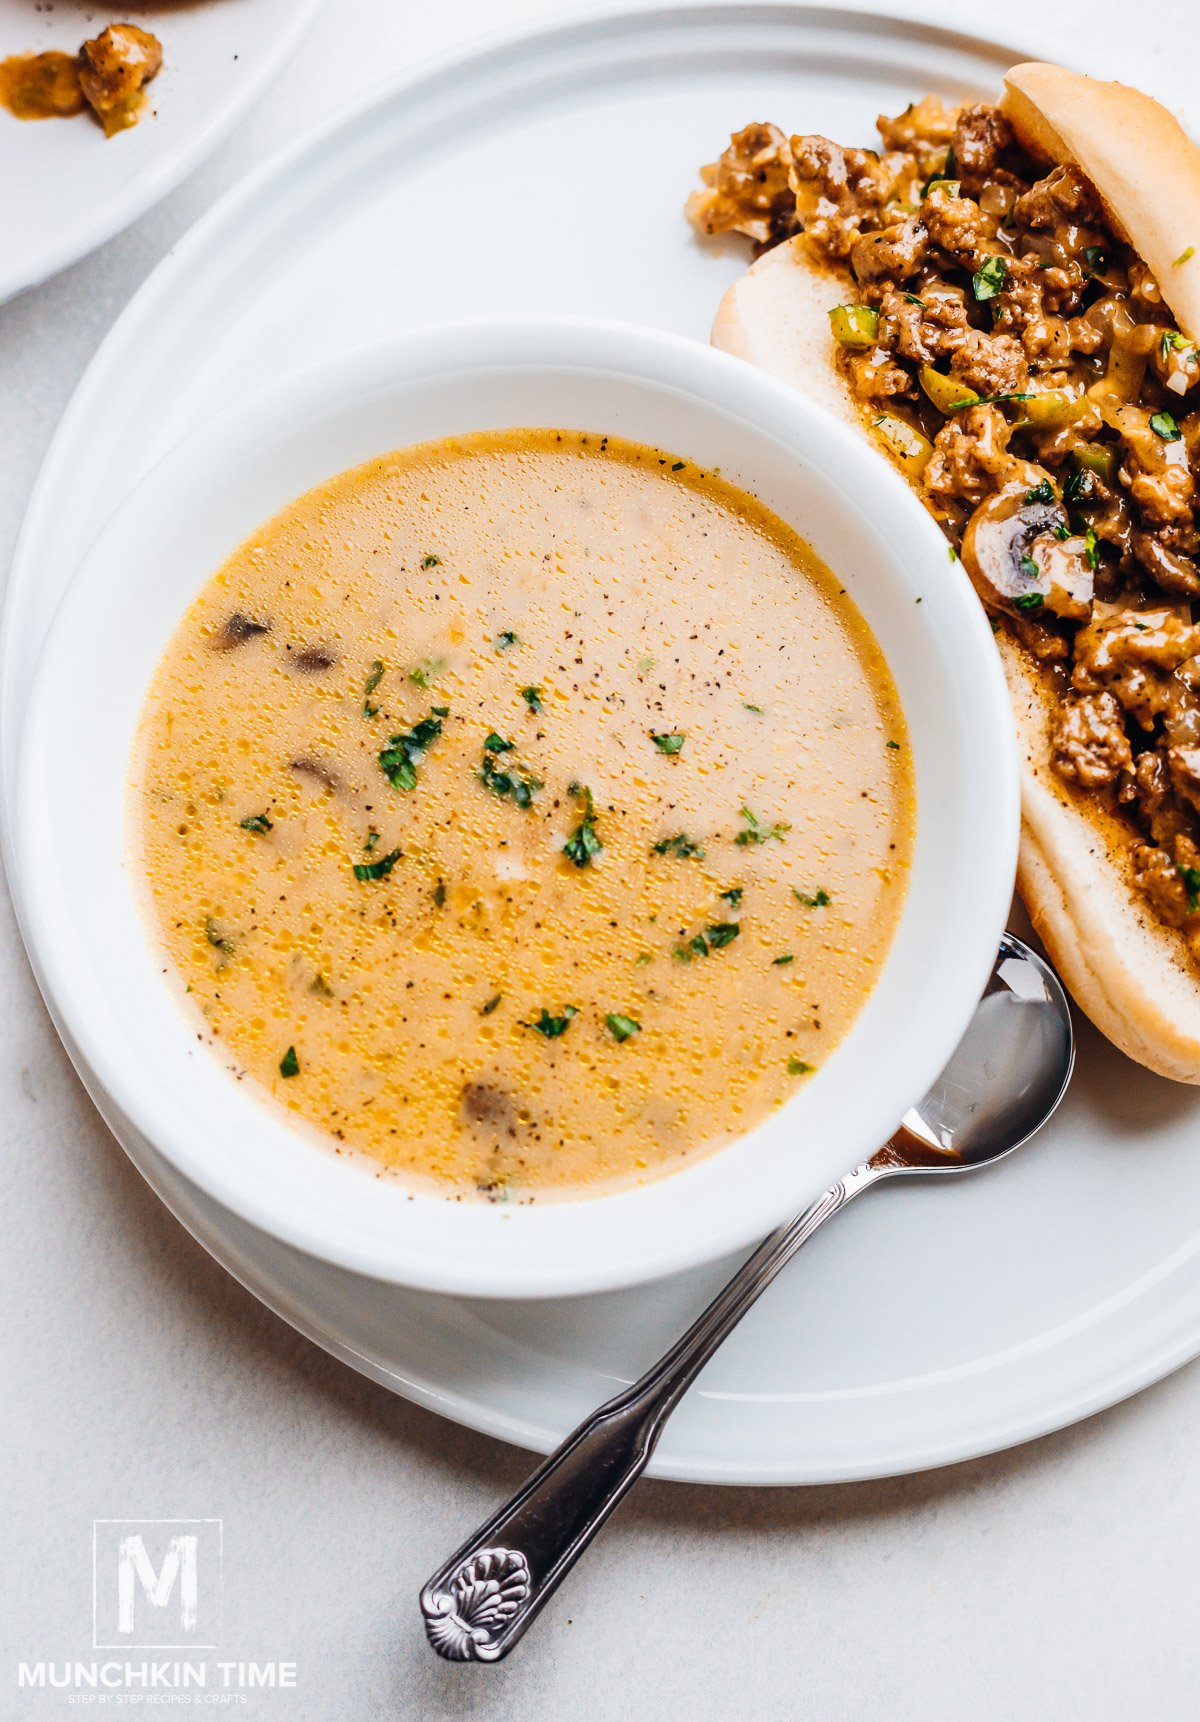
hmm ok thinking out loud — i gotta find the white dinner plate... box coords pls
[8,2,1200,1482]
[0,0,324,303]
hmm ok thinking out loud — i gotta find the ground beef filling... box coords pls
[690,96,1200,963]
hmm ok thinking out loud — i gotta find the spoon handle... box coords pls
[419,1160,884,1662]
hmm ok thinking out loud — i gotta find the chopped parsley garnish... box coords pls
[1150,410,1182,441]
[671,461,685,472]
[496,629,519,651]
[563,783,603,868]
[1019,553,1040,579]
[719,886,743,907]
[606,1012,641,1042]
[525,1006,577,1039]
[1064,469,1096,504]
[773,954,795,966]
[362,658,385,716]
[1182,866,1200,912]
[950,390,1032,409]
[1084,526,1100,572]
[651,732,685,754]
[433,879,447,908]
[1013,592,1044,612]
[1175,246,1196,267]
[364,830,380,852]
[971,255,1007,302]
[408,658,444,688]
[636,656,656,674]
[634,952,652,966]
[743,703,764,715]
[1025,480,1054,504]
[204,917,236,957]
[1053,522,1071,540]
[421,554,441,568]
[652,833,704,860]
[1083,244,1107,275]
[279,1046,300,1079]
[886,739,901,750]
[674,922,741,960]
[520,685,543,713]
[310,973,333,999]
[479,732,541,808]
[1162,329,1189,358]
[705,922,740,949]
[794,887,830,908]
[353,847,401,881]
[239,811,272,834]
[902,292,927,306]
[481,994,502,1015]
[787,1057,815,1076]
[735,805,790,846]
[378,706,448,791]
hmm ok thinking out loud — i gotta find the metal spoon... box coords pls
[420,932,1073,1662]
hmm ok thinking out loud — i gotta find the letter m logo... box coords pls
[93,1520,222,1648]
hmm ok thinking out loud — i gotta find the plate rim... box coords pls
[11,0,1198,1484]
[0,0,327,305]
[87,1080,1200,1485]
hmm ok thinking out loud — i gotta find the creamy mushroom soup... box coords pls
[133,430,914,1200]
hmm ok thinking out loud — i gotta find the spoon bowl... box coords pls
[885,931,1074,1171]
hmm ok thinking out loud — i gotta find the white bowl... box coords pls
[13,317,1019,1298]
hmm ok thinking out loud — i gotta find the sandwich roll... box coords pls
[703,65,1200,1080]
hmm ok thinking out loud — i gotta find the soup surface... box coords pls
[134,429,914,1199]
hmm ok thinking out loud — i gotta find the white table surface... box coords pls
[4,2,1200,1716]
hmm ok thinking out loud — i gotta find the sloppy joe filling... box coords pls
[691,97,1200,962]
[0,24,161,133]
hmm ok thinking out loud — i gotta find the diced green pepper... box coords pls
[1014,389,1087,430]
[920,365,977,415]
[1074,443,1117,486]
[828,304,880,351]
[1088,342,1149,404]
[870,413,934,475]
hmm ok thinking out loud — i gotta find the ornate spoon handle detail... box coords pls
[420,1161,884,1661]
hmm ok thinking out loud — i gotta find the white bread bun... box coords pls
[997,631,1200,1081]
[711,248,861,430]
[709,84,1200,1080]
[1002,63,1200,343]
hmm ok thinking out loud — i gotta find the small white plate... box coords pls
[0,0,324,303]
[7,2,1200,1481]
